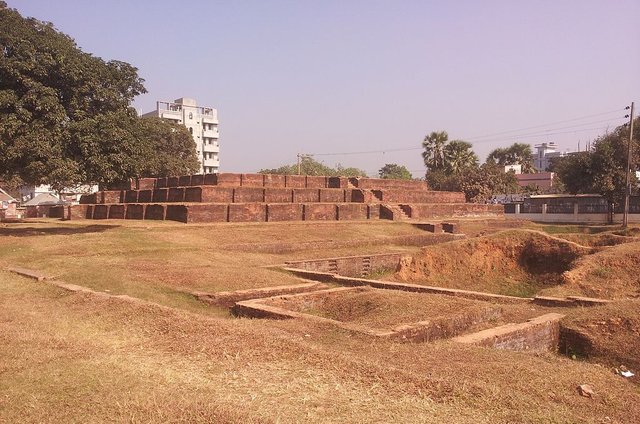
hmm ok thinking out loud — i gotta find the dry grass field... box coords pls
[1,218,640,423]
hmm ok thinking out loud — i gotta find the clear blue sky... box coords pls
[9,0,640,177]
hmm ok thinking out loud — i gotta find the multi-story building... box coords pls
[534,142,567,171]
[143,98,220,174]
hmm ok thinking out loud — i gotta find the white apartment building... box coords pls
[143,97,220,174]
[534,142,566,171]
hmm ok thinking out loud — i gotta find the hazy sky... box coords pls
[9,0,640,177]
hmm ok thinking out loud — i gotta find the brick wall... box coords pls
[152,189,168,202]
[353,178,429,190]
[155,177,168,188]
[79,193,97,204]
[264,188,293,203]
[138,189,153,203]
[241,174,264,187]
[404,203,504,218]
[93,204,108,219]
[191,174,204,186]
[264,174,286,188]
[293,188,320,203]
[204,174,218,185]
[167,176,180,187]
[138,178,156,190]
[267,204,303,221]
[304,204,337,220]
[217,173,242,187]
[319,189,345,203]
[124,190,138,203]
[100,190,122,204]
[108,204,126,219]
[178,175,192,187]
[228,203,267,222]
[337,204,368,220]
[168,187,185,202]
[69,204,90,220]
[144,204,165,220]
[305,176,328,188]
[285,175,306,188]
[234,187,265,203]
[328,176,349,188]
[378,190,465,203]
[125,204,144,220]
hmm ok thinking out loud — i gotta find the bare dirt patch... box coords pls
[394,229,593,297]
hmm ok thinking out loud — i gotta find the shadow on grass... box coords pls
[0,224,119,237]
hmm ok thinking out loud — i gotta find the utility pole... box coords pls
[623,102,635,228]
[297,153,301,175]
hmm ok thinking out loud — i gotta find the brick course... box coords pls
[267,204,303,221]
[229,203,267,222]
[304,204,337,221]
[234,188,265,203]
[264,188,293,203]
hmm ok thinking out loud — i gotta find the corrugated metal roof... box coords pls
[22,193,63,206]
[0,188,16,203]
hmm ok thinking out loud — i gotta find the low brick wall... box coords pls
[125,204,144,219]
[167,187,185,202]
[217,173,242,187]
[453,313,564,352]
[69,204,91,220]
[138,189,153,203]
[166,204,228,223]
[204,174,218,185]
[304,204,337,220]
[285,253,402,277]
[93,204,108,219]
[241,173,264,187]
[233,187,265,203]
[320,189,345,203]
[378,190,465,203]
[152,189,168,202]
[191,174,205,186]
[155,177,168,189]
[79,193,97,204]
[352,178,429,190]
[100,190,122,204]
[144,204,165,220]
[167,176,180,187]
[368,204,380,219]
[328,176,349,188]
[124,190,138,203]
[305,175,328,188]
[294,188,320,203]
[228,203,267,222]
[285,175,306,188]
[265,188,293,203]
[178,175,192,187]
[264,174,286,188]
[137,178,156,190]
[267,204,303,221]
[108,204,126,219]
[404,203,504,218]
[338,203,368,220]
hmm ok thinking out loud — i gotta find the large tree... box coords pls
[554,118,640,206]
[0,3,197,190]
[378,163,412,180]
[486,143,535,173]
[422,131,448,172]
[443,140,478,175]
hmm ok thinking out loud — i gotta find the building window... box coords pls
[189,112,193,119]
[189,127,193,135]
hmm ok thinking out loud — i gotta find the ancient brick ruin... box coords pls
[60,173,503,223]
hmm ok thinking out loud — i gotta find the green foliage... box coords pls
[136,118,200,177]
[554,118,640,205]
[443,140,478,174]
[378,163,412,180]
[427,163,519,203]
[422,131,448,172]
[258,156,367,177]
[0,4,198,190]
[486,143,535,173]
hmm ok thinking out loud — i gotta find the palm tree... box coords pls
[422,131,448,172]
[486,143,535,173]
[444,140,478,174]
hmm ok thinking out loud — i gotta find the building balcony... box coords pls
[203,158,220,167]
[203,143,220,153]
[201,113,219,124]
[202,128,219,138]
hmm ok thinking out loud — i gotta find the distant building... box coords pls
[504,164,522,174]
[19,184,97,204]
[534,142,569,171]
[516,172,555,189]
[143,98,220,174]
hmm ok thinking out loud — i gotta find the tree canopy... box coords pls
[378,163,412,180]
[554,118,640,205]
[258,156,367,177]
[0,3,198,189]
[486,143,535,173]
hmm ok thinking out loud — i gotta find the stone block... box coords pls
[241,173,265,187]
[293,188,320,203]
[264,188,293,203]
[233,187,264,203]
[167,176,180,187]
[168,187,185,202]
[69,205,90,220]
[368,204,380,219]
[304,204,337,221]
[186,204,228,223]
[319,189,345,203]
[305,176,328,188]
[179,175,192,187]
[267,204,303,221]
[144,204,165,220]
[152,189,168,202]
[337,204,368,220]
[137,189,153,203]
[200,187,234,203]
[93,204,108,219]
[285,175,306,188]
[108,204,125,219]
[228,203,267,222]
[125,204,144,220]
[263,174,286,188]
[216,173,242,187]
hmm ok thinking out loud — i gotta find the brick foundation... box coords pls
[293,188,320,203]
[152,189,168,203]
[304,204,337,220]
[337,203,368,220]
[93,204,108,219]
[265,188,293,203]
[319,189,345,203]
[125,204,144,220]
[264,174,286,188]
[144,204,165,220]
[168,187,185,202]
[241,173,264,187]
[285,175,306,188]
[138,189,153,203]
[267,204,303,221]
[228,203,267,222]
[233,187,265,203]
[108,204,126,219]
